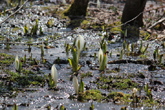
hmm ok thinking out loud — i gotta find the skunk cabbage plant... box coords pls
[75,35,85,52]
[15,55,19,71]
[98,48,103,65]
[51,64,58,87]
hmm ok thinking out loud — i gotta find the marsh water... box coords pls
[0,0,165,110]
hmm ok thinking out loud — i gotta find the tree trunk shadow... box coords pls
[121,24,140,43]
[66,16,85,29]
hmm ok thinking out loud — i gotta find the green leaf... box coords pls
[60,105,65,110]
[68,58,73,68]
[79,78,84,93]
[13,103,18,110]
[77,65,81,71]
[139,40,143,53]
[142,44,149,54]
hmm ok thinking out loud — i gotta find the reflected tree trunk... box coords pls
[121,0,147,39]
[64,0,89,17]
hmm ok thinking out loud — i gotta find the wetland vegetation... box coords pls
[0,0,164,109]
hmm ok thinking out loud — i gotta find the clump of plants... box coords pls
[48,64,58,89]
[46,19,53,28]
[106,92,130,104]
[153,46,164,65]
[72,76,105,102]
[68,35,85,72]
[24,19,44,36]
[98,38,108,71]
[15,55,22,73]
[122,40,149,57]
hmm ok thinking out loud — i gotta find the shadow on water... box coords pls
[66,16,85,29]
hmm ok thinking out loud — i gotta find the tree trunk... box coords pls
[64,0,89,17]
[121,0,147,39]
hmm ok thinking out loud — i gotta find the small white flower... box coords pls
[132,88,137,94]
[62,0,66,4]
[73,76,79,94]
[51,64,58,86]
[15,55,19,71]
[97,0,100,8]
[75,35,85,52]
[98,48,103,65]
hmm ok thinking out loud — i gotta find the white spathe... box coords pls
[62,0,66,4]
[132,88,137,94]
[51,64,58,86]
[73,76,79,94]
[76,35,85,52]
[98,48,103,65]
[15,55,19,71]
[97,0,100,8]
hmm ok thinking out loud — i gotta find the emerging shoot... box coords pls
[73,76,79,94]
[51,64,58,87]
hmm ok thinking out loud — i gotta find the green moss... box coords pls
[154,24,160,30]
[106,70,119,73]
[0,53,15,66]
[22,69,35,74]
[110,27,122,33]
[12,27,21,32]
[78,89,104,102]
[139,54,147,58]
[81,20,90,25]
[0,35,5,40]
[106,92,131,104]
[142,98,159,107]
[30,81,40,85]
[94,75,138,90]
[81,71,93,78]
[4,70,45,87]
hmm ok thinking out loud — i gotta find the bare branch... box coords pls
[0,0,29,25]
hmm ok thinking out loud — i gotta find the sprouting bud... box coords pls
[51,64,58,87]
[73,76,79,94]
[97,0,100,8]
[62,0,66,4]
[98,48,103,65]
[75,35,85,52]
[132,88,137,94]
[15,55,19,71]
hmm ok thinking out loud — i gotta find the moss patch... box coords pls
[5,70,45,87]
[0,70,45,97]
[106,92,130,104]
[81,71,93,78]
[12,27,21,32]
[0,35,5,40]
[0,53,15,66]
[93,75,138,90]
[78,89,105,102]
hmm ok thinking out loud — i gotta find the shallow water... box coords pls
[0,1,165,110]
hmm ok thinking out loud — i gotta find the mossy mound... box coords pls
[94,75,138,90]
[77,89,105,102]
[0,70,46,97]
[106,92,130,104]
[0,53,15,66]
